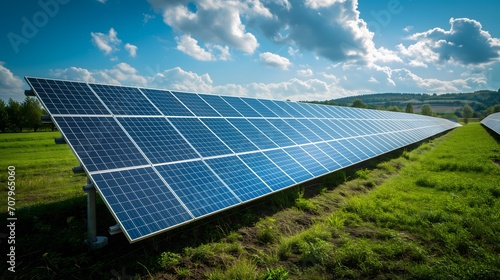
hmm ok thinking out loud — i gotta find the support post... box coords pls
[83,180,108,249]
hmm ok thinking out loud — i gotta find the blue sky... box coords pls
[1,0,500,102]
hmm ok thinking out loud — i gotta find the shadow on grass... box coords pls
[1,135,442,279]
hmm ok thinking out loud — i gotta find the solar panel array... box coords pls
[481,112,500,135]
[26,77,460,242]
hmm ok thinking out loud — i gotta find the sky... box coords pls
[1,0,500,102]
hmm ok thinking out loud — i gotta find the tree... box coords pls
[6,99,24,132]
[386,106,402,112]
[352,98,368,108]
[405,102,414,113]
[22,97,43,132]
[462,104,474,124]
[420,104,433,116]
[0,99,9,133]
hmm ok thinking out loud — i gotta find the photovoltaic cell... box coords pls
[264,149,313,183]
[311,119,343,139]
[118,117,199,164]
[199,94,242,117]
[241,98,278,117]
[314,142,351,168]
[303,103,328,118]
[26,77,109,115]
[171,91,221,117]
[284,119,323,143]
[54,116,148,172]
[90,84,161,116]
[354,137,382,156]
[328,140,358,164]
[239,152,295,191]
[205,156,272,201]
[249,119,296,147]
[273,100,305,118]
[141,89,193,116]
[169,118,233,157]
[156,161,240,217]
[221,96,261,117]
[92,167,192,241]
[258,99,292,118]
[297,119,332,141]
[339,139,370,160]
[201,118,258,153]
[284,146,328,176]
[286,102,316,118]
[267,119,310,145]
[330,120,357,137]
[301,144,341,172]
[482,113,500,135]
[227,119,277,150]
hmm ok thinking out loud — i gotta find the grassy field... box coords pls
[0,132,86,207]
[1,124,499,279]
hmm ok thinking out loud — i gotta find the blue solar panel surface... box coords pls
[25,76,461,242]
[481,113,500,135]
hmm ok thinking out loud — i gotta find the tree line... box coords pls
[350,98,500,124]
[0,97,53,133]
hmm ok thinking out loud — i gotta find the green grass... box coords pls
[0,132,86,207]
[1,124,499,279]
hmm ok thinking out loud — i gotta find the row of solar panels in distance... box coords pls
[28,77,443,121]
[54,116,455,173]
[481,112,500,135]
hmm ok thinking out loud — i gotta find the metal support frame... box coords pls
[83,179,108,249]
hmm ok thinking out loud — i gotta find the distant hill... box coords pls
[310,90,500,118]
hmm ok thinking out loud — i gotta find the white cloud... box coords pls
[149,0,262,54]
[51,63,147,86]
[147,0,404,66]
[209,44,232,61]
[97,0,107,3]
[304,0,345,9]
[297,69,313,77]
[151,67,213,93]
[176,35,214,61]
[124,43,138,57]
[91,28,121,55]
[401,18,500,67]
[0,62,25,101]
[175,35,232,61]
[259,52,291,70]
[403,25,413,33]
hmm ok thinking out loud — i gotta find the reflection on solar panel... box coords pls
[26,77,461,243]
[481,112,500,135]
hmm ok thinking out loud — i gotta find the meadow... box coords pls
[1,123,499,279]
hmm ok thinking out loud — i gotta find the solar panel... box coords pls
[91,84,161,116]
[25,76,461,242]
[171,91,221,117]
[25,78,109,115]
[117,117,199,164]
[156,160,239,217]
[205,156,272,201]
[140,88,193,116]
[481,113,500,135]
[199,94,242,117]
[54,116,149,172]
